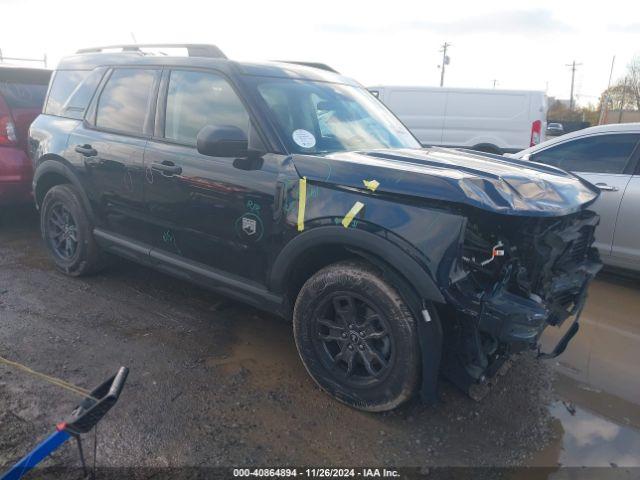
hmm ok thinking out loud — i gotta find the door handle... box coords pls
[595,183,619,192]
[151,161,182,176]
[75,144,98,157]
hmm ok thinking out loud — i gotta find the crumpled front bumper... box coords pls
[476,256,602,353]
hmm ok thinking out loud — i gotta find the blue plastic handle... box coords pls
[1,429,71,480]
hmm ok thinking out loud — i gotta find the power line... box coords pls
[599,55,616,125]
[566,60,582,110]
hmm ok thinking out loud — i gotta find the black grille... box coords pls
[567,227,591,262]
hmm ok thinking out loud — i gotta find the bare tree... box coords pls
[627,56,640,111]
[599,56,640,113]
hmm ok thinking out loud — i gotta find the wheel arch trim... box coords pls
[269,226,445,304]
[33,156,95,221]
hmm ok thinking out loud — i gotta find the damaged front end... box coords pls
[441,209,602,398]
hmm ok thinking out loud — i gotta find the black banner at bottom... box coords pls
[9,466,638,480]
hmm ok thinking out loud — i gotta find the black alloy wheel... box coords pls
[46,203,79,260]
[293,261,421,412]
[40,184,105,276]
[312,292,394,387]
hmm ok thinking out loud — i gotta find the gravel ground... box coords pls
[0,207,559,475]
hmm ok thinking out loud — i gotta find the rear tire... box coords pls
[293,260,420,412]
[40,184,105,276]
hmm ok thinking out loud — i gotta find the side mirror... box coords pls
[196,125,248,158]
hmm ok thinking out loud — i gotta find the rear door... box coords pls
[68,67,160,241]
[530,133,640,258]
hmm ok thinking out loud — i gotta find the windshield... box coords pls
[252,78,420,154]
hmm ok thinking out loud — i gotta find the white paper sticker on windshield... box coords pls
[292,129,316,149]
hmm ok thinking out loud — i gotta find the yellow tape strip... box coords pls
[0,355,96,400]
[342,201,365,228]
[363,179,380,192]
[297,177,307,231]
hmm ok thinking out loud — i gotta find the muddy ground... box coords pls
[0,207,575,475]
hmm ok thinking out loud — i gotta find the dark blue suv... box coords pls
[29,44,602,411]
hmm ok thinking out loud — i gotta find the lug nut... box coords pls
[359,344,365,350]
[348,345,354,350]
[341,332,347,338]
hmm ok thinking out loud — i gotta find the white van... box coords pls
[368,86,548,154]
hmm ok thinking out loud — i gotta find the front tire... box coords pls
[293,261,420,412]
[40,184,104,276]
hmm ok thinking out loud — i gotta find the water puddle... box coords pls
[526,374,640,479]
[533,272,640,476]
[548,399,640,467]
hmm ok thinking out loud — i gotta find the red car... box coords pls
[0,66,51,205]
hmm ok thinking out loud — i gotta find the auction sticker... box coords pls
[292,129,316,149]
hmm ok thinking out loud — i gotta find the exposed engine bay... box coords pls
[440,209,602,398]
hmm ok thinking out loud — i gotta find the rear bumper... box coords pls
[0,147,33,205]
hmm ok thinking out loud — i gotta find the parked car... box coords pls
[29,44,601,411]
[367,85,547,154]
[546,122,564,136]
[511,123,640,273]
[0,66,51,205]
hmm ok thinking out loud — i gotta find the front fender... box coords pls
[270,226,445,303]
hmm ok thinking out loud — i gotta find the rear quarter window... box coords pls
[44,68,106,119]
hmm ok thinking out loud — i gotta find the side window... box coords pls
[165,70,249,145]
[532,134,639,174]
[45,70,91,116]
[96,69,157,135]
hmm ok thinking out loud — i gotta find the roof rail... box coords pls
[76,44,227,59]
[277,61,339,73]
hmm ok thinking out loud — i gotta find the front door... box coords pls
[69,67,160,242]
[530,133,640,257]
[143,69,276,284]
[611,174,640,269]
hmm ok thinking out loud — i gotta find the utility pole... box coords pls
[566,60,582,110]
[439,42,451,87]
[492,79,498,89]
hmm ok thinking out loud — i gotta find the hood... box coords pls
[292,147,600,217]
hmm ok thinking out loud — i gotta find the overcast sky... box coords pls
[1,0,638,105]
